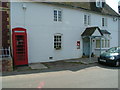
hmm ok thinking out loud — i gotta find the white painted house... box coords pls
[118,2,120,46]
[10,1,119,66]
[118,16,120,46]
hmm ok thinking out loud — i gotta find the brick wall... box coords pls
[1,2,10,48]
[0,58,13,72]
[0,1,13,72]
[0,1,2,50]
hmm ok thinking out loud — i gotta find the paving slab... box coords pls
[29,63,48,70]
[14,66,31,71]
[81,58,97,64]
[64,57,98,65]
[64,60,81,63]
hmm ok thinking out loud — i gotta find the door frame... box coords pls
[83,37,90,57]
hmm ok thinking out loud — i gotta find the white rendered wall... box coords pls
[90,12,119,56]
[10,2,119,63]
[118,18,120,46]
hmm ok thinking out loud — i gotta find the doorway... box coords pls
[83,37,90,57]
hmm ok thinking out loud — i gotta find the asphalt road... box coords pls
[2,64,119,88]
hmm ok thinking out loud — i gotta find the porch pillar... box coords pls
[100,37,102,55]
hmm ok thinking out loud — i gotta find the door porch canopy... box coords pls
[81,26,111,60]
[81,26,111,37]
[82,27,103,37]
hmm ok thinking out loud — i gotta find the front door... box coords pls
[83,37,90,57]
[12,28,28,66]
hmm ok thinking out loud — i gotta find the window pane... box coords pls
[96,0,100,7]
[84,14,90,25]
[54,35,62,49]
[59,36,61,38]
[102,17,107,26]
[54,10,57,21]
[108,40,110,47]
[58,11,62,21]
[96,0,102,7]
[54,38,56,41]
[96,40,100,48]
[54,18,57,21]
[102,18,104,26]
[84,15,87,25]
[88,15,90,25]
[102,40,104,48]
[54,10,57,15]
[105,40,107,48]
[54,36,56,38]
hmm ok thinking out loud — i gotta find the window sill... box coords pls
[53,21,62,22]
[55,48,61,50]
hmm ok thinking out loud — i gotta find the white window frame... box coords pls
[96,37,110,49]
[96,0,103,8]
[102,17,107,27]
[84,14,91,26]
[54,9,62,22]
[54,33,62,50]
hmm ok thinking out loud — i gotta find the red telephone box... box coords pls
[12,28,28,66]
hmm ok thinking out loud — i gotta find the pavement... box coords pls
[29,57,97,70]
[29,63,48,70]
[2,57,98,76]
[64,57,97,64]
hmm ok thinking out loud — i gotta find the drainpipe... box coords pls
[89,36,92,61]
[22,3,26,28]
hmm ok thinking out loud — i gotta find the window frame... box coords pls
[84,14,87,25]
[95,38,110,49]
[84,14,91,26]
[102,17,107,27]
[96,0,103,8]
[54,9,62,22]
[54,33,62,50]
[54,10,58,21]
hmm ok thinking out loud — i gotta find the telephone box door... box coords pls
[12,28,28,66]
